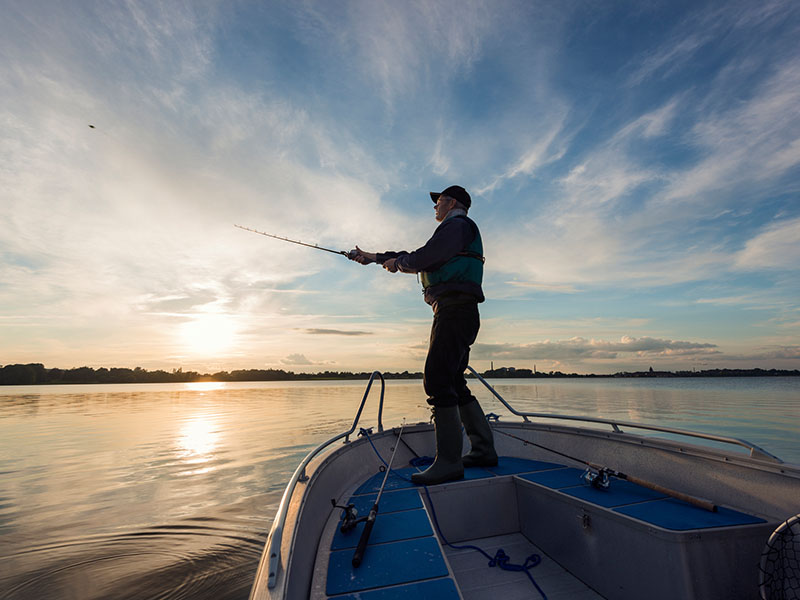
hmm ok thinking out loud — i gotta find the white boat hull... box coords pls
[251,418,800,599]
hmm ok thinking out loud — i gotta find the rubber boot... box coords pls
[460,399,498,468]
[411,406,464,485]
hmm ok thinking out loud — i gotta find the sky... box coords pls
[1,0,799,375]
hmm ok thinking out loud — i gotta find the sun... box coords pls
[180,313,237,356]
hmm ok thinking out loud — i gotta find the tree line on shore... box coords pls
[0,363,423,385]
[0,362,797,386]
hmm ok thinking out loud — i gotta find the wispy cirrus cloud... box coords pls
[295,0,495,110]
[662,60,800,207]
[625,1,796,87]
[477,112,570,195]
[734,217,800,271]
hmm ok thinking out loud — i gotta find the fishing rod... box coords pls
[352,423,406,568]
[234,224,356,258]
[493,428,717,512]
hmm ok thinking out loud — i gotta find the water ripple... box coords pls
[1,516,266,600]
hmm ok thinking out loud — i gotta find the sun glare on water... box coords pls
[180,313,237,356]
[184,381,227,392]
[178,415,220,459]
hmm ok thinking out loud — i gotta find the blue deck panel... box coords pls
[332,508,433,550]
[328,577,460,599]
[342,488,423,518]
[563,478,668,507]
[614,498,767,530]
[461,467,495,481]
[518,467,585,489]
[354,467,420,495]
[483,456,564,476]
[355,466,494,496]
[326,537,449,596]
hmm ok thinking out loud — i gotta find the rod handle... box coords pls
[352,506,377,567]
[624,473,717,512]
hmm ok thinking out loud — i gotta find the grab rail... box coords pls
[261,371,385,591]
[467,366,782,463]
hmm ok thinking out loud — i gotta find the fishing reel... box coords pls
[331,499,365,533]
[582,467,611,490]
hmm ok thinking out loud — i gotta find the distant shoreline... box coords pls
[1,363,798,386]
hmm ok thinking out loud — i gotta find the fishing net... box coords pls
[760,514,800,599]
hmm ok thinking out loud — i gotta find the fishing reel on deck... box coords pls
[331,499,366,533]
[582,467,611,490]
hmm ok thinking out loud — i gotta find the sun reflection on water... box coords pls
[178,415,220,460]
[183,381,227,392]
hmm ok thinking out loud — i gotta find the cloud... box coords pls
[475,2,799,293]
[661,58,800,205]
[734,217,800,270]
[558,99,677,209]
[473,336,719,361]
[281,353,315,366]
[300,328,373,336]
[625,2,795,87]
[504,281,580,293]
[755,346,800,360]
[626,32,708,87]
[720,345,800,362]
[487,41,799,289]
[477,113,569,194]
[297,1,494,109]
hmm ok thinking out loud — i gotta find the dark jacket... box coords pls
[376,211,485,310]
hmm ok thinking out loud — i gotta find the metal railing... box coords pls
[262,371,385,590]
[467,366,782,463]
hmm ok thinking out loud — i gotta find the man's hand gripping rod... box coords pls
[234,224,356,259]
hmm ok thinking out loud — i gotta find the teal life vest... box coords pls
[420,216,484,290]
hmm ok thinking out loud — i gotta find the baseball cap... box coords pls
[430,185,471,209]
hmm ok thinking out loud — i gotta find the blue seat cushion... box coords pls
[615,498,767,530]
[518,467,585,489]
[563,478,668,507]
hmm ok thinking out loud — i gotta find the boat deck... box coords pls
[312,456,772,600]
[445,532,602,600]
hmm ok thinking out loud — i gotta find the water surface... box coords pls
[1,377,798,599]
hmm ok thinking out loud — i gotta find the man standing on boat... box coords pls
[349,185,497,485]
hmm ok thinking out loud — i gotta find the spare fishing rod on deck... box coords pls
[234,224,357,259]
[351,423,406,568]
[492,427,718,512]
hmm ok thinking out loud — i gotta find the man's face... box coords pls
[434,195,456,222]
